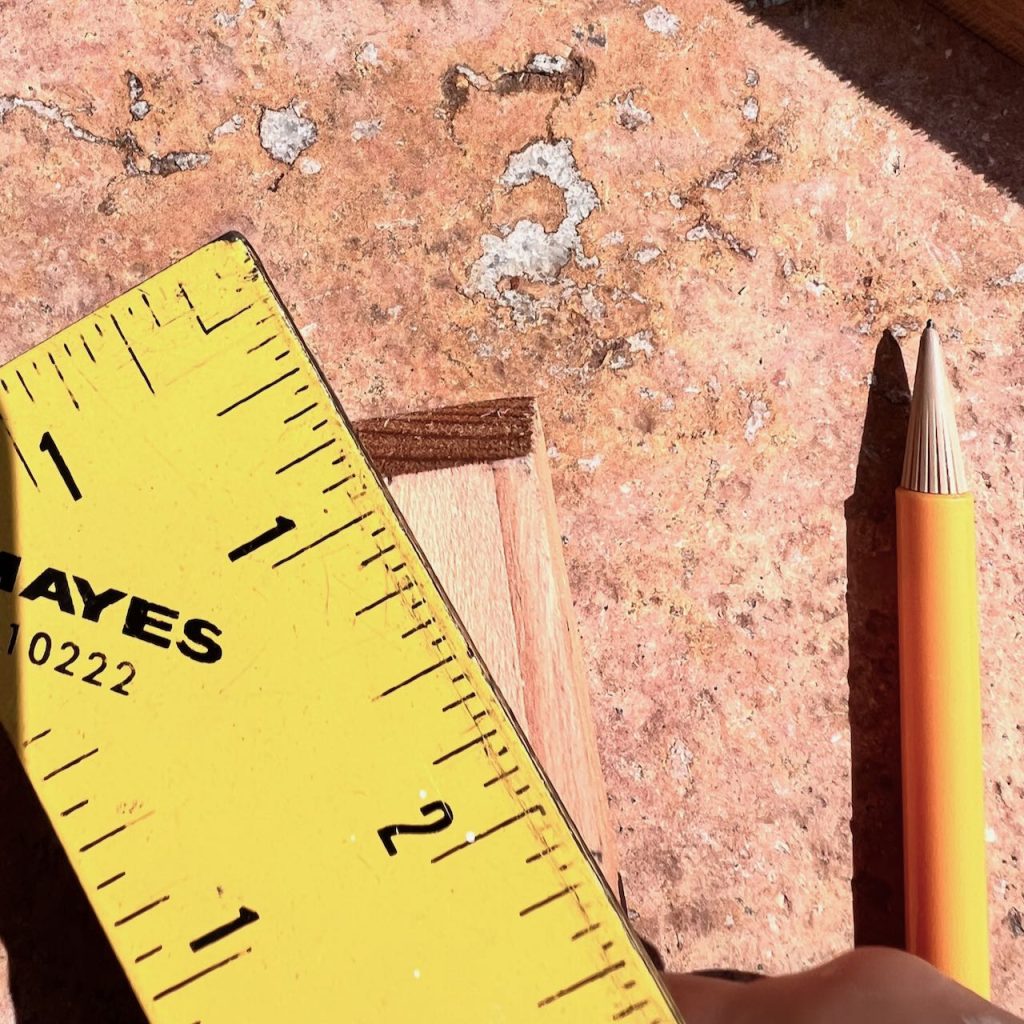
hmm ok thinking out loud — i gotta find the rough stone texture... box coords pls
[1,0,1024,1018]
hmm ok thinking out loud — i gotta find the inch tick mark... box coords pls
[229,516,296,562]
[190,906,259,952]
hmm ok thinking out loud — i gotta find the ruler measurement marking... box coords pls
[60,798,90,817]
[355,581,414,617]
[197,305,252,335]
[135,945,163,964]
[274,350,290,361]
[152,948,251,1002]
[526,844,560,864]
[47,352,80,409]
[140,291,161,327]
[276,439,336,474]
[1,414,38,485]
[190,906,260,952]
[80,823,127,852]
[484,766,519,787]
[441,692,475,711]
[311,419,329,431]
[401,617,434,638]
[378,656,454,699]
[247,335,277,354]
[271,511,373,568]
[110,314,155,394]
[178,283,194,309]
[433,729,497,766]
[613,1001,650,1020]
[16,370,33,401]
[362,545,397,567]
[570,922,601,940]
[22,727,51,747]
[96,872,126,890]
[42,747,99,780]
[283,402,317,423]
[322,474,355,494]
[537,961,626,1008]
[331,454,347,466]
[82,337,96,362]
[519,885,578,917]
[228,516,296,562]
[115,895,170,927]
[40,431,83,500]
[431,805,545,864]
[217,368,299,417]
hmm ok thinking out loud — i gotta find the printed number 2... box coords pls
[40,432,82,501]
[378,801,454,856]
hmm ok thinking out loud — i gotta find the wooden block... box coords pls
[355,398,619,886]
[931,0,1024,65]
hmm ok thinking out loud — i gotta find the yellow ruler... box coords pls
[0,236,681,1023]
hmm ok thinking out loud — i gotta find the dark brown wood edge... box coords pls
[353,396,538,477]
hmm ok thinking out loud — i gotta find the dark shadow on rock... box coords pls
[843,331,910,948]
[735,0,1024,205]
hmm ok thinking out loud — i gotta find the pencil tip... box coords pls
[926,317,934,329]
[901,322,968,494]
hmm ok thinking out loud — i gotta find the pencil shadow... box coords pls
[0,433,145,1019]
[843,331,910,948]
[735,0,1024,205]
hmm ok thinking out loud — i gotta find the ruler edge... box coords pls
[5,230,684,1023]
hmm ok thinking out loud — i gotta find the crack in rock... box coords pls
[440,52,587,124]
[465,139,599,326]
[258,102,318,164]
[0,95,109,145]
[685,216,757,260]
[0,93,210,176]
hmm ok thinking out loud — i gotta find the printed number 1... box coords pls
[40,432,82,501]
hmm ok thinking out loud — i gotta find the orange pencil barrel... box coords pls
[896,487,989,997]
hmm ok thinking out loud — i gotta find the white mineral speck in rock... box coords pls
[577,455,603,472]
[528,53,570,74]
[742,96,759,121]
[259,103,318,165]
[356,41,381,68]
[635,247,662,264]
[744,398,770,442]
[212,113,244,139]
[300,157,321,175]
[465,139,599,304]
[627,330,654,355]
[615,91,653,131]
[643,4,679,35]
[995,262,1024,287]
[352,118,383,141]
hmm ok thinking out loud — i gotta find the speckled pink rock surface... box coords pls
[1,0,1024,1018]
